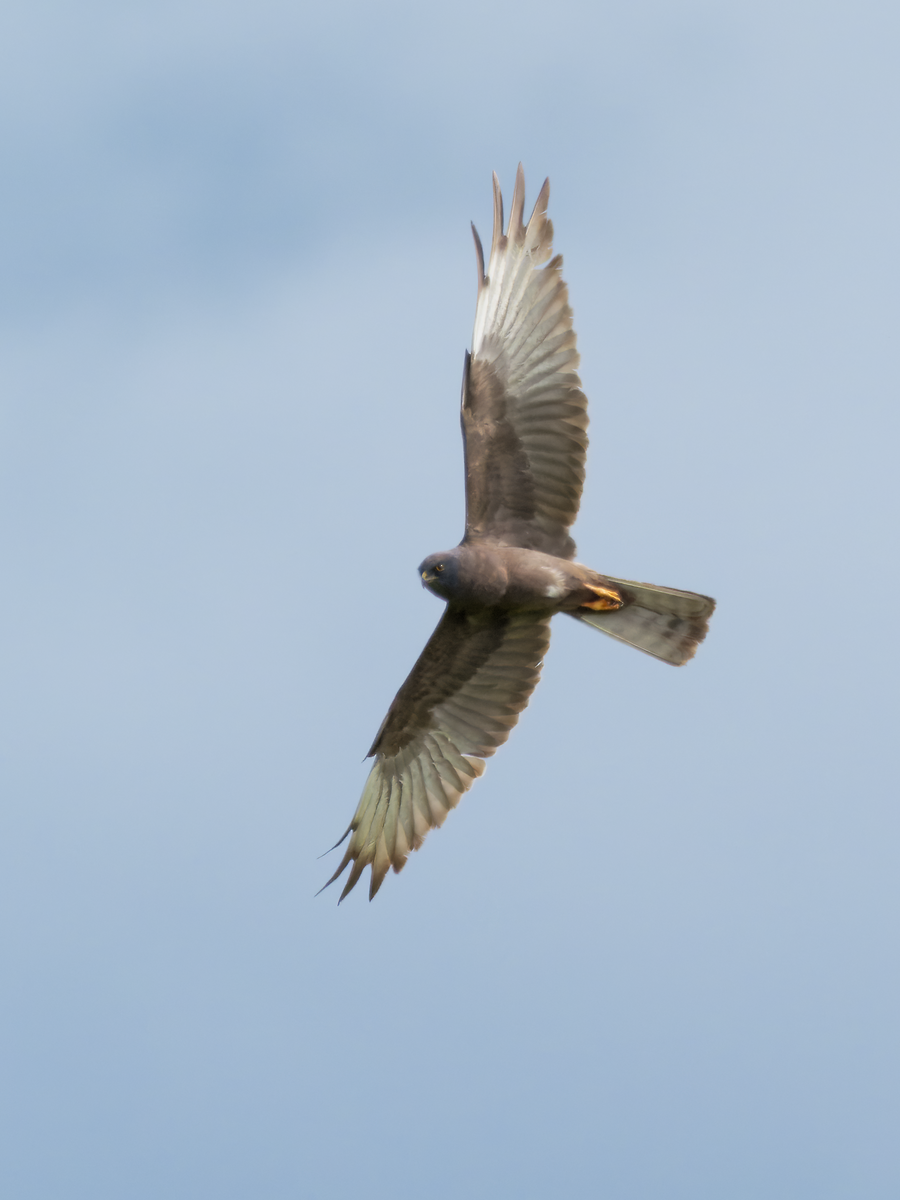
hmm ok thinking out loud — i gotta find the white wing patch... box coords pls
[544,566,567,599]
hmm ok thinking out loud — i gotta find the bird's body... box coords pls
[322,167,715,901]
[419,544,622,613]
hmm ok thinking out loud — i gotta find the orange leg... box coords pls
[581,584,624,612]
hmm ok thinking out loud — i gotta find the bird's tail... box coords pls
[570,577,715,666]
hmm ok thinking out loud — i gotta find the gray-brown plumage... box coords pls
[322,165,715,901]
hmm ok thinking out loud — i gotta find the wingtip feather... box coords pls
[471,221,485,286]
[490,171,504,261]
[316,840,354,897]
[509,163,526,242]
[530,176,550,225]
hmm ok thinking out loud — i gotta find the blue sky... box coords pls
[2,2,899,1197]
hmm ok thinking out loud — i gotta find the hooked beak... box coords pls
[421,570,436,586]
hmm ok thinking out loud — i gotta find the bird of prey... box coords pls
[322,165,715,901]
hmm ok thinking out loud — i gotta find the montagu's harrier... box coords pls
[322,166,715,901]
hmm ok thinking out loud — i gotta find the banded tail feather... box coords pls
[570,578,715,666]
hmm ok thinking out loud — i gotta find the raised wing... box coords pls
[322,607,550,901]
[463,165,588,559]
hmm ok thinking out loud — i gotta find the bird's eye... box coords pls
[434,563,444,573]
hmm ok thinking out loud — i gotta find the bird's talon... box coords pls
[582,585,624,612]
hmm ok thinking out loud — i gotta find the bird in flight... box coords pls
[322,165,715,901]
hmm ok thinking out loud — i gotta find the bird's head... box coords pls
[418,550,460,600]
